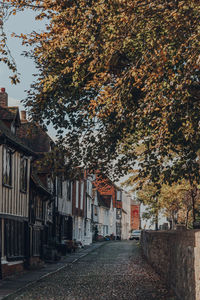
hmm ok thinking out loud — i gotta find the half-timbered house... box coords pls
[55,177,73,245]
[29,173,52,267]
[17,115,73,258]
[0,88,36,277]
[16,116,56,260]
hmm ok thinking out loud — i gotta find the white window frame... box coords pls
[80,181,84,210]
[3,146,12,187]
[76,181,79,208]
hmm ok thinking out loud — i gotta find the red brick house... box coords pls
[130,202,140,230]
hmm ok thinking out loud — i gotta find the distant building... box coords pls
[121,191,131,239]
[130,199,140,230]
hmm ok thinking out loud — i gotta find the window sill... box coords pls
[20,189,27,194]
[35,218,44,222]
[7,256,24,262]
[2,183,13,189]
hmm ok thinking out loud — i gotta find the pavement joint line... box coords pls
[1,242,106,300]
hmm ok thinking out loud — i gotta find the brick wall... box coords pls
[131,205,140,230]
[141,230,200,300]
[28,257,44,270]
[1,262,24,278]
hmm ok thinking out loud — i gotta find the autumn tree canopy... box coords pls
[1,0,200,182]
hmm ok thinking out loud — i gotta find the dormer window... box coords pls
[3,146,12,187]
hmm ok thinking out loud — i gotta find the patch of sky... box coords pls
[0,9,57,139]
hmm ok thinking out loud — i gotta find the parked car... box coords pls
[129,230,141,240]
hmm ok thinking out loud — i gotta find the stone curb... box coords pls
[1,242,106,300]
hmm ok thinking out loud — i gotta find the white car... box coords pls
[129,230,141,240]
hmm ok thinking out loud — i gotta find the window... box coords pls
[11,123,16,134]
[32,229,41,256]
[116,223,121,236]
[35,197,44,220]
[116,190,122,201]
[70,181,73,202]
[20,156,28,192]
[91,204,94,219]
[4,219,25,260]
[3,146,12,186]
[67,180,71,201]
[47,175,53,193]
[88,198,91,211]
[94,205,98,216]
[57,176,63,197]
[80,181,84,210]
[116,208,122,219]
[76,181,79,208]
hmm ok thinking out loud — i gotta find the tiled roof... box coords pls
[17,122,53,153]
[31,173,52,197]
[0,106,20,125]
[0,120,36,156]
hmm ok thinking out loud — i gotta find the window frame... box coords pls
[67,180,71,201]
[2,146,12,188]
[80,180,84,210]
[57,176,63,198]
[20,156,28,193]
[4,219,25,261]
[76,180,79,208]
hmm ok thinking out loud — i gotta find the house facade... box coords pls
[0,88,36,277]
[83,174,94,245]
[0,88,132,278]
[72,177,86,245]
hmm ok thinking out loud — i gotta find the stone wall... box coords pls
[141,230,200,300]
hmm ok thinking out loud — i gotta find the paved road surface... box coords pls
[9,241,176,300]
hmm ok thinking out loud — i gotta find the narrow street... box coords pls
[9,241,176,300]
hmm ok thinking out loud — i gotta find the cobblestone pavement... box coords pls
[9,241,176,300]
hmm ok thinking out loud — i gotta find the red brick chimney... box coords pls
[21,110,27,123]
[0,88,8,107]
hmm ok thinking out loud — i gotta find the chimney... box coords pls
[0,88,8,107]
[21,110,27,123]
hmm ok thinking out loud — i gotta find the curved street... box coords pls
[9,241,176,300]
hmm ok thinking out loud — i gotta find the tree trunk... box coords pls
[171,213,175,230]
[191,187,197,228]
[188,177,197,228]
[155,211,158,231]
[185,208,189,229]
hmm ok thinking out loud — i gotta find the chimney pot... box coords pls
[0,88,8,107]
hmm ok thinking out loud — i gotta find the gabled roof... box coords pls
[17,122,53,153]
[31,173,52,198]
[0,120,36,156]
[0,106,20,126]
